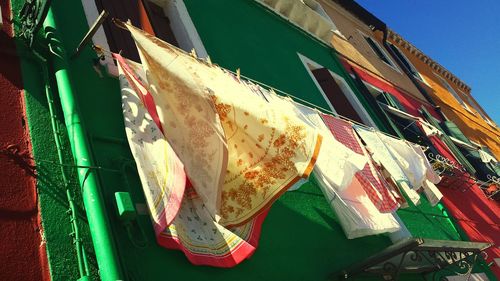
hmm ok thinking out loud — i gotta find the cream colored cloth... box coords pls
[479,149,498,164]
[127,23,321,226]
[127,27,227,220]
[118,59,186,234]
[421,179,443,206]
[418,119,441,137]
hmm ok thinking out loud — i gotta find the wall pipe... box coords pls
[43,8,123,281]
[42,56,90,279]
[15,45,92,279]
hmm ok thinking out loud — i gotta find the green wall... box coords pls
[12,0,494,280]
[11,1,99,280]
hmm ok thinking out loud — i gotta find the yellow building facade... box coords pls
[388,30,500,158]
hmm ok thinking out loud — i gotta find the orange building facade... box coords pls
[387,30,500,159]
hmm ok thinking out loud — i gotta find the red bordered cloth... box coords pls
[117,54,268,267]
[320,114,399,212]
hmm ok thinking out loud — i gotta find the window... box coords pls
[298,53,378,128]
[434,74,471,111]
[463,92,496,126]
[362,34,399,71]
[388,43,427,83]
[82,0,207,74]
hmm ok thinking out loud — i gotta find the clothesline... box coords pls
[105,18,433,149]
[93,44,427,151]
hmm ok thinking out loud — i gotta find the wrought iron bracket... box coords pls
[335,238,491,281]
[19,0,52,47]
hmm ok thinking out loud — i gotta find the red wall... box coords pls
[342,60,442,120]
[0,2,50,280]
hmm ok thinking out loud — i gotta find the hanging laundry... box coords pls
[408,143,441,185]
[158,185,268,267]
[416,120,474,190]
[287,103,400,238]
[118,57,270,268]
[407,143,443,206]
[118,58,186,234]
[371,130,442,206]
[377,134,427,189]
[293,103,368,191]
[378,168,408,207]
[353,126,407,182]
[125,23,322,227]
[353,126,421,206]
[320,114,399,213]
[321,176,401,239]
[251,91,311,192]
[479,149,498,164]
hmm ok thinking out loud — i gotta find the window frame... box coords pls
[387,42,429,85]
[358,30,401,73]
[80,0,208,76]
[461,90,496,126]
[297,53,378,128]
[434,73,472,112]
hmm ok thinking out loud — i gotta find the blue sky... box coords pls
[354,0,500,124]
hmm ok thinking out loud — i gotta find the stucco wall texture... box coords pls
[0,1,50,280]
[391,40,500,158]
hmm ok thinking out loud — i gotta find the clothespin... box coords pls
[236,68,241,81]
[92,44,106,61]
[112,18,129,31]
[190,48,198,58]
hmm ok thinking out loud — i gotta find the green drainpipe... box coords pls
[43,8,123,281]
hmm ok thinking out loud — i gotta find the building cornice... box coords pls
[387,29,471,92]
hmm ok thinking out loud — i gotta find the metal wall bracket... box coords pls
[71,10,109,59]
[19,0,52,47]
[335,238,491,281]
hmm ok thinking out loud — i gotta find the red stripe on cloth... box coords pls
[320,114,398,213]
[156,208,269,268]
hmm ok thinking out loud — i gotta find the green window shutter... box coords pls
[376,92,406,111]
[350,70,404,138]
[364,36,391,65]
[420,107,477,175]
[441,121,471,144]
[439,121,499,179]
[388,44,419,78]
